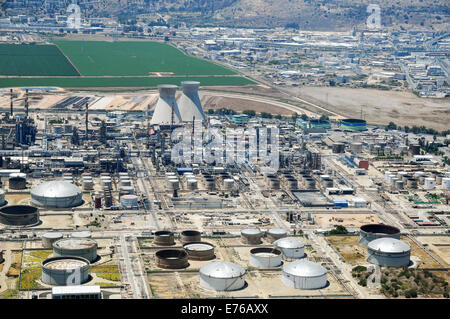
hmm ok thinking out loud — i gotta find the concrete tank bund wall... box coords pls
[0,205,40,226]
[360,224,401,246]
[155,249,189,269]
[181,230,202,244]
[154,231,175,246]
[41,256,90,286]
[183,242,215,261]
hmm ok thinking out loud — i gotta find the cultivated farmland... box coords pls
[54,40,236,76]
[0,44,79,76]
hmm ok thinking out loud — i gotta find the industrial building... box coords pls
[282,260,328,290]
[367,238,411,267]
[31,180,83,208]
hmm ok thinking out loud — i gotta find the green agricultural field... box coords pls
[54,40,236,76]
[0,44,79,76]
[0,76,254,88]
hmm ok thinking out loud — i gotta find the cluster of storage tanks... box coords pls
[360,224,411,267]
[40,231,97,286]
[385,170,450,191]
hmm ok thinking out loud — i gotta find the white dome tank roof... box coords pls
[241,228,263,236]
[368,238,410,253]
[200,261,245,279]
[283,260,327,277]
[274,237,305,249]
[31,180,81,198]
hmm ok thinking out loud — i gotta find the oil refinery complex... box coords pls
[0,78,448,301]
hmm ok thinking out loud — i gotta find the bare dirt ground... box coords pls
[202,95,297,116]
[295,87,450,131]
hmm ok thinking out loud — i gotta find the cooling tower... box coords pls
[178,81,206,122]
[150,85,182,125]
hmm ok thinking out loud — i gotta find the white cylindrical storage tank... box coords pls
[186,178,198,190]
[42,256,90,286]
[119,186,135,195]
[424,178,435,190]
[274,237,305,259]
[71,231,92,239]
[250,247,282,268]
[52,238,98,263]
[120,179,131,187]
[282,260,328,290]
[120,195,139,208]
[199,261,246,291]
[167,178,179,190]
[82,179,94,191]
[414,171,425,178]
[42,232,64,248]
[223,178,234,190]
[367,238,411,267]
[31,181,83,208]
[442,178,450,190]
[350,142,363,153]
[267,228,288,242]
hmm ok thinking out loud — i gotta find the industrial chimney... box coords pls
[150,85,182,126]
[178,81,206,122]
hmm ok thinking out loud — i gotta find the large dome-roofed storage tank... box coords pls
[274,237,305,260]
[150,85,182,125]
[282,260,328,290]
[52,238,98,263]
[42,256,89,286]
[250,247,282,268]
[71,231,92,239]
[359,224,401,246]
[178,81,206,122]
[42,232,63,248]
[367,238,411,267]
[199,261,246,292]
[183,242,215,261]
[155,249,189,269]
[0,205,40,226]
[31,181,82,208]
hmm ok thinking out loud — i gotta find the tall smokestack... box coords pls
[150,85,182,125]
[85,103,89,140]
[178,81,206,122]
[10,89,13,117]
[25,89,29,118]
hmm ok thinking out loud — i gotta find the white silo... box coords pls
[282,260,328,290]
[199,261,246,291]
[274,237,305,260]
[150,85,182,125]
[178,81,206,122]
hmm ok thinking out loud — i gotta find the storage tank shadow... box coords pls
[178,81,206,122]
[359,224,401,246]
[153,230,175,246]
[0,205,40,226]
[155,249,189,269]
